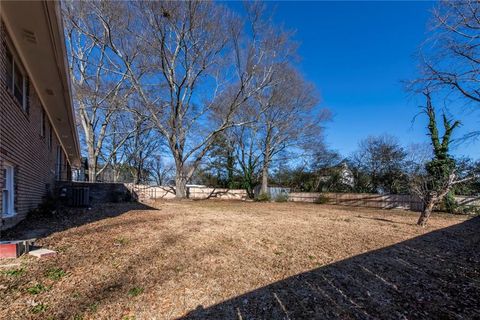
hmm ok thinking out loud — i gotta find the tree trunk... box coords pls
[133,170,139,185]
[261,163,269,195]
[172,149,196,199]
[87,149,97,182]
[245,174,255,199]
[261,133,271,196]
[417,196,436,227]
[175,175,188,199]
[246,187,255,199]
[113,166,120,183]
[227,153,235,189]
[135,164,141,184]
[242,165,255,199]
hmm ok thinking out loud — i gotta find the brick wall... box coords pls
[0,23,69,229]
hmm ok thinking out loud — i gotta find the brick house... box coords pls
[0,1,80,229]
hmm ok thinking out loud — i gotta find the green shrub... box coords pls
[45,268,66,281]
[115,237,129,246]
[275,193,289,202]
[31,303,47,314]
[88,302,99,312]
[128,287,144,297]
[1,268,25,277]
[27,283,49,295]
[27,195,57,218]
[39,196,57,213]
[256,192,270,202]
[314,194,329,204]
[442,192,458,214]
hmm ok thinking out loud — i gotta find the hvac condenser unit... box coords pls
[69,187,90,207]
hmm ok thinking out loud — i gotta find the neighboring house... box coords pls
[316,162,354,191]
[0,1,80,229]
[338,162,354,187]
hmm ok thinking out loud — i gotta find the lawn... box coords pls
[0,201,478,319]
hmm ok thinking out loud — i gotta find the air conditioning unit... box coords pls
[69,187,90,207]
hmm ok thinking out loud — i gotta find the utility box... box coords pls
[0,240,30,259]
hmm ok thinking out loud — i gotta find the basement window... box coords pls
[5,41,29,113]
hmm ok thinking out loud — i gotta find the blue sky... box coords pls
[256,1,480,159]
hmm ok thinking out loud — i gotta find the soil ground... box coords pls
[0,200,478,319]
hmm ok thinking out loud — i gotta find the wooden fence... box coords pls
[126,184,479,212]
[289,192,425,211]
[453,195,480,208]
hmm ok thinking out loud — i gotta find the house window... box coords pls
[5,42,29,113]
[55,146,62,180]
[5,49,13,91]
[40,109,46,137]
[48,125,52,150]
[2,163,15,217]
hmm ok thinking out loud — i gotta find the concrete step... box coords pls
[29,248,56,258]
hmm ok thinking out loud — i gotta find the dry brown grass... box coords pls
[0,201,476,319]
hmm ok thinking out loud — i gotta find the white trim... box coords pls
[2,163,16,217]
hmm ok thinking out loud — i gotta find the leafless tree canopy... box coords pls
[63,1,139,181]
[415,0,480,134]
[63,0,326,197]
[350,135,408,194]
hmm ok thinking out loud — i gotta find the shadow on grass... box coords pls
[181,216,480,319]
[354,215,417,226]
[0,201,157,241]
[2,201,478,319]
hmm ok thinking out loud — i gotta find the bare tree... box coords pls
[148,155,174,186]
[230,122,263,198]
[256,66,326,195]
[63,1,134,181]
[415,0,480,138]
[78,1,296,198]
[64,1,320,198]
[223,66,328,197]
[123,115,159,184]
[201,133,237,188]
[310,148,343,191]
[350,135,408,194]
[103,113,131,182]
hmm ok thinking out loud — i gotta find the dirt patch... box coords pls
[0,201,477,319]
